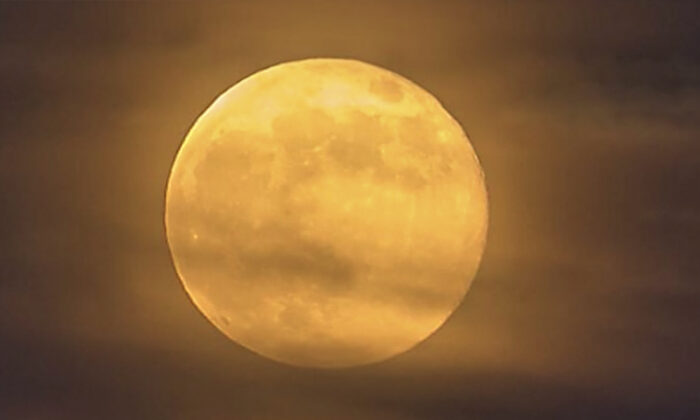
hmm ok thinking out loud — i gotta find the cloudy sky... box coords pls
[1,1,699,418]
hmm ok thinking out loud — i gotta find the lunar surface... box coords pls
[165,58,488,368]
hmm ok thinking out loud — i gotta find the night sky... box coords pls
[1,1,699,419]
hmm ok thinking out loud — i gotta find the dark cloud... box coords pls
[1,0,699,418]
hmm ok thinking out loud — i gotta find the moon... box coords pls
[165,58,488,368]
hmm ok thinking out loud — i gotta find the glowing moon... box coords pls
[165,58,488,368]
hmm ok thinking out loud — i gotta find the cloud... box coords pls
[1,0,699,418]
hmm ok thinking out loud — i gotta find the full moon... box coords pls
[165,58,488,368]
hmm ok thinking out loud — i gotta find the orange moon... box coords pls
[165,59,488,368]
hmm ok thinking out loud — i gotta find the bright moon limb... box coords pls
[165,58,488,368]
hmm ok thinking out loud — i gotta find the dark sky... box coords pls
[1,1,699,419]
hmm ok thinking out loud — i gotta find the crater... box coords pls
[370,77,404,102]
